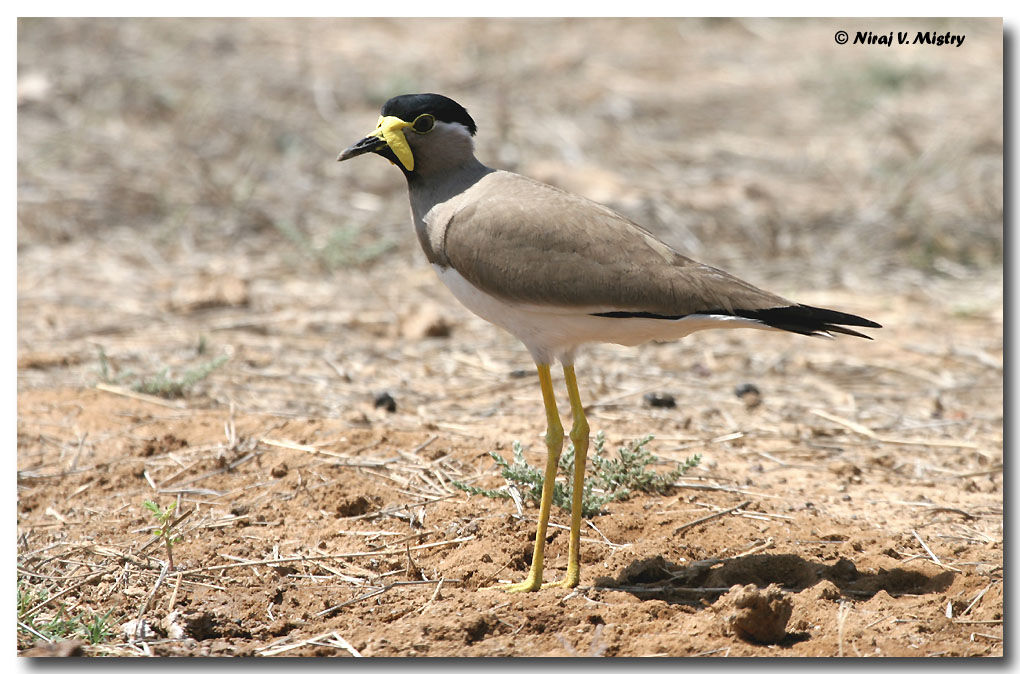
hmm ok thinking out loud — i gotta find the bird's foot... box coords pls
[487,574,543,593]
[485,572,578,592]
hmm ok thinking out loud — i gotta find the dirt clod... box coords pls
[336,494,374,517]
[168,274,249,313]
[721,584,794,644]
[401,303,453,339]
[140,434,189,457]
[804,579,842,602]
[22,639,87,657]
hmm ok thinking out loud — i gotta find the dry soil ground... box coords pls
[17,18,1002,657]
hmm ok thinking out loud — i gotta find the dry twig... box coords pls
[674,500,751,534]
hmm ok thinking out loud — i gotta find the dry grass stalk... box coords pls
[674,500,751,534]
[912,529,963,573]
[260,437,393,467]
[314,579,454,619]
[417,578,445,614]
[810,408,980,449]
[132,562,168,642]
[731,537,775,559]
[959,582,995,617]
[837,601,850,657]
[95,383,188,409]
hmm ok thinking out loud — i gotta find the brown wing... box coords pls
[441,171,791,316]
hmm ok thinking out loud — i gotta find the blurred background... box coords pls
[17,17,1003,415]
[16,19,1004,656]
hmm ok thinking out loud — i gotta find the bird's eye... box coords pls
[411,114,435,134]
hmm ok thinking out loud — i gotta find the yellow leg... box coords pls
[499,362,564,593]
[543,364,589,589]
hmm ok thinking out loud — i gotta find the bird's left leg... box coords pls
[497,362,564,593]
[543,363,589,589]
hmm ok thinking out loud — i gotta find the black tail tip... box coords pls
[737,304,881,339]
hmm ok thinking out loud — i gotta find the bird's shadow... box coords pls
[591,553,954,648]
[593,552,954,606]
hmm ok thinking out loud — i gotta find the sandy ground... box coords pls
[17,18,1002,657]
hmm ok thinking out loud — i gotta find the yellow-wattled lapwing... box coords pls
[338,93,880,592]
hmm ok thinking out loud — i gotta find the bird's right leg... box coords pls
[543,363,588,589]
[499,362,564,593]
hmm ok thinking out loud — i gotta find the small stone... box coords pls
[734,383,762,408]
[373,392,397,412]
[121,618,158,641]
[643,392,676,408]
[164,610,187,640]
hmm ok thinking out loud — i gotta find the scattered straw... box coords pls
[810,408,980,449]
[186,535,474,575]
[259,630,363,657]
[95,382,187,409]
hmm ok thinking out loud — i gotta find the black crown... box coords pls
[380,93,477,136]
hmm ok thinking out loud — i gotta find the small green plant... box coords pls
[97,348,228,399]
[144,500,183,570]
[18,579,42,616]
[17,580,115,646]
[97,346,113,382]
[96,344,227,397]
[133,354,228,398]
[32,606,78,641]
[76,609,115,644]
[454,432,701,518]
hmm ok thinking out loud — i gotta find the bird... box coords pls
[337,93,881,593]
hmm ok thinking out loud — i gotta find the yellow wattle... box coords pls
[372,115,414,171]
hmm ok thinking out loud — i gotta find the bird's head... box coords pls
[338,93,477,175]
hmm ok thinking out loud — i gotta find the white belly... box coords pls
[433,264,768,365]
